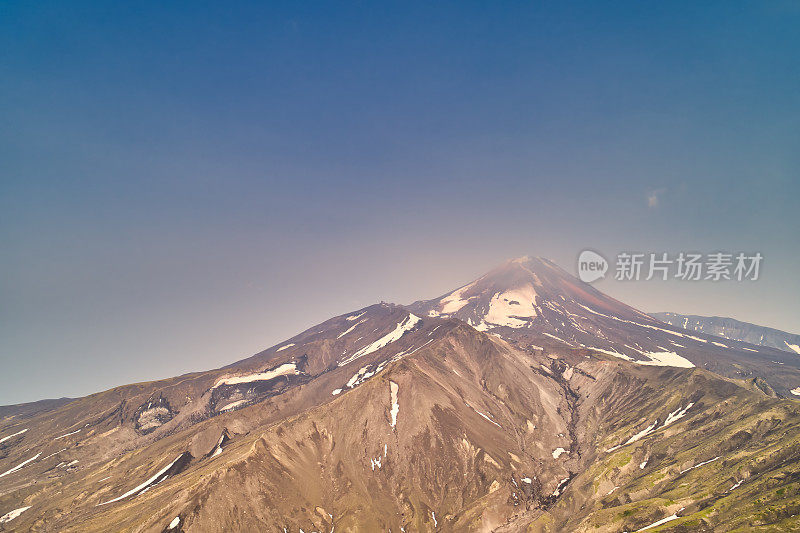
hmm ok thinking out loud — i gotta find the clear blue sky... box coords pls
[2,1,798,404]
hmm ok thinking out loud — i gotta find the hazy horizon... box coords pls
[2,1,798,405]
[2,251,797,405]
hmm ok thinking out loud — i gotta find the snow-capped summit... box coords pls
[411,256,800,393]
[412,256,651,330]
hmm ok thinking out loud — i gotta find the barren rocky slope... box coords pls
[2,258,799,532]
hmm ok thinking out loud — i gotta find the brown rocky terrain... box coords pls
[2,258,799,532]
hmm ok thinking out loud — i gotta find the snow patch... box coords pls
[0,506,31,524]
[339,355,399,393]
[213,363,297,388]
[276,343,295,352]
[41,448,66,461]
[637,351,695,368]
[210,431,228,457]
[439,283,475,314]
[55,429,81,440]
[679,456,720,474]
[606,420,658,452]
[663,403,694,426]
[168,516,181,529]
[589,344,694,368]
[98,454,185,505]
[543,332,573,347]
[389,381,399,429]
[552,447,567,459]
[337,319,365,339]
[636,508,684,531]
[339,314,421,366]
[346,366,373,388]
[624,420,658,445]
[471,320,490,332]
[468,405,501,428]
[587,346,634,361]
[0,453,41,479]
[219,400,247,412]
[483,285,538,328]
[0,428,28,444]
[552,477,570,497]
[785,341,800,355]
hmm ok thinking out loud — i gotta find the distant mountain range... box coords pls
[1,256,799,532]
[651,312,800,355]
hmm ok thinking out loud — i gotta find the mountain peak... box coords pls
[408,256,800,395]
[411,256,643,328]
[502,254,552,269]
[495,255,572,281]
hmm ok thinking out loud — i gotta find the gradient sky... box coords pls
[2,1,798,405]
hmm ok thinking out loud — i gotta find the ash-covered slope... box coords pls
[410,256,800,397]
[4,308,800,532]
[652,312,800,355]
[0,304,454,528]
[496,360,800,532]
[2,257,800,532]
[1,304,585,531]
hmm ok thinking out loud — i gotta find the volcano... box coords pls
[411,256,800,396]
[1,257,800,532]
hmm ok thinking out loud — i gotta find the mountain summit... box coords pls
[411,256,800,395]
[412,256,651,329]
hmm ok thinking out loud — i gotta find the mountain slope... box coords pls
[651,312,800,356]
[498,363,800,532]
[2,257,800,532]
[410,256,800,397]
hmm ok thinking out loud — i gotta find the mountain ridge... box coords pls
[2,256,800,532]
[651,312,800,356]
[410,256,800,397]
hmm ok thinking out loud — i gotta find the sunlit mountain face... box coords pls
[412,257,800,396]
[2,257,800,532]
